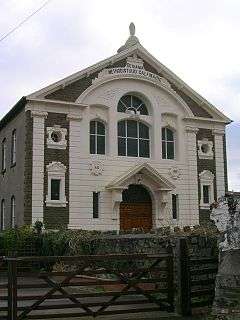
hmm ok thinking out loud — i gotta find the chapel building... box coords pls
[0,24,231,231]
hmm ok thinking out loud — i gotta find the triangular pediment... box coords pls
[106,162,175,191]
[27,43,231,123]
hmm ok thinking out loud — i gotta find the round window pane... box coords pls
[51,131,62,143]
[201,144,209,153]
[117,95,148,115]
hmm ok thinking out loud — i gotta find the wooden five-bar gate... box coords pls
[0,252,175,320]
[0,237,219,319]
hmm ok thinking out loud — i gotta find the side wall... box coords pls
[0,110,26,227]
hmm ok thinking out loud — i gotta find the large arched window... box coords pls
[11,196,16,228]
[117,95,148,115]
[162,127,175,159]
[118,120,150,157]
[90,121,106,154]
[1,199,5,231]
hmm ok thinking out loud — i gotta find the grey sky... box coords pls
[0,0,239,190]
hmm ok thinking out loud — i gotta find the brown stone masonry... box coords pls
[44,113,69,229]
[196,129,217,225]
[45,56,212,119]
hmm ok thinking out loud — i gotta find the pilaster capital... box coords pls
[185,126,199,134]
[31,110,48,119]
[67,113,82,121]
[212,128,225,136]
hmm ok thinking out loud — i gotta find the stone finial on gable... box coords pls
[117,23,140,53]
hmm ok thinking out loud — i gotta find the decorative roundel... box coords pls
[51,131,62,143]
[201,143,209,154]
[168,166,181,180]
[89,161,104,176]
[117,95,148,115]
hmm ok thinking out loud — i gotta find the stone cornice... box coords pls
[67,113,83,121]
[213,128,225,136]
[31,110,48,118]
[185,126,199,134]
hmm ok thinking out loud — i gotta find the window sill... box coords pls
[200,204,211,210]
[45,199,68,207]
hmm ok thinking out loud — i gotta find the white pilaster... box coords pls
[67,113,82,229]
[213,128,226,199]
[31,110,48,224]
[186,126,199,226]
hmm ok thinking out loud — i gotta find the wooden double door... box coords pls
[120,184,153,231]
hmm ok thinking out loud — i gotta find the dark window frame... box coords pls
[118,120,150,158]
[10,195,15,228]
[93,192,100,219]
[203,185,210,204]
[1,199,5,231]
[1,138,6,172]
[51,179,61,201]
[90,120,106,155]
[172,194,178,220]
[11,129,16,166]
[162,127,175,160]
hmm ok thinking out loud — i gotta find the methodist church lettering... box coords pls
[93,58,171,88]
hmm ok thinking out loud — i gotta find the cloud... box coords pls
[0,0,239,189]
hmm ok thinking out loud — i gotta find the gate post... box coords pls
[177,238,192,316]
[8,258,17,320]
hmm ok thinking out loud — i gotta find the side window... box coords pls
[172,194,179,220]
[1,138,6,172]
[1,199,5,231]
[11,129,16,166]
[46,162,67,207]
[51,179,61,200]
[199,170,214,209]
[162,127,175,160]
[93,192,100,218]
[11,196,16,228]
[90,121,106,155]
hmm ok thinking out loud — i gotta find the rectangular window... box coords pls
[11,130,16,165]
[51,179,61,200]
[93,192,99,218]
[172,194,178,220]
[203,185,210,204]
[1,200,5,231]
[1,139,6,172]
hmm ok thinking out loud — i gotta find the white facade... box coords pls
[21,27,231,231]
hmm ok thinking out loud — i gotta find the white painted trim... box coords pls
[77,75,194,118]
[106,162,175,190]
[45,162,67,208]
[199,170,215,209]
[31,111,47,224]
[47,126,67,150]
[214,133,226,199]
[26,43,230,123]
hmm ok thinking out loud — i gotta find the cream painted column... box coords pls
[31,110,48,224]
[67,113,82,229]
[213,128,226,199]
[185,126,199,226]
